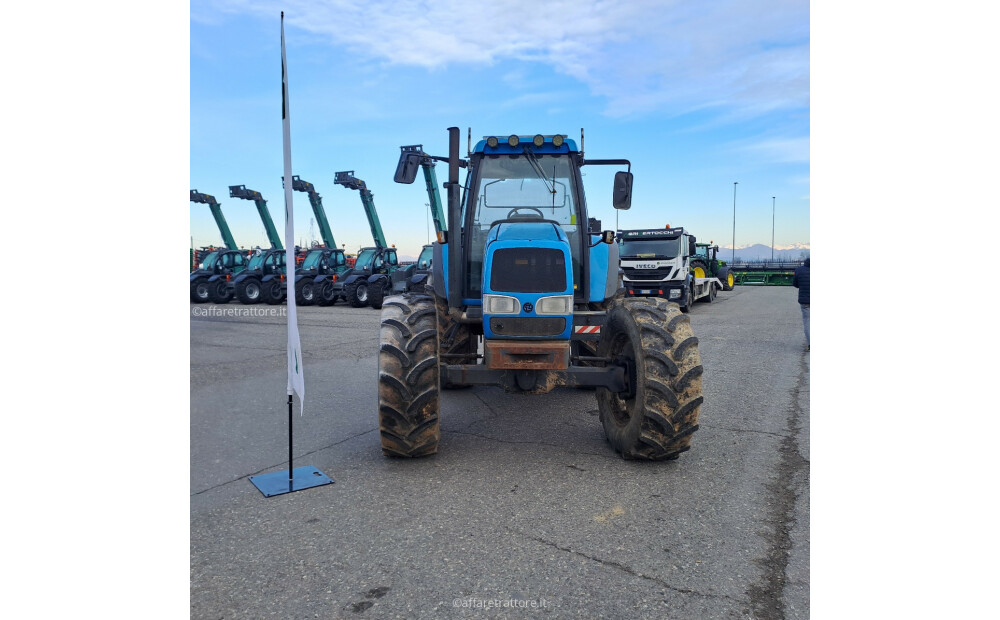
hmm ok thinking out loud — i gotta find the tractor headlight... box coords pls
[533,134,545,147]
[669,289,681,299]
[552,134,564,147]
[507,135,519,147]
[484,294,518,314]
[536,295,572,315]
[486,136,499,148]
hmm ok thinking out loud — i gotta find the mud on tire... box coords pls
[597,297,704,460]
[378,294,441,457]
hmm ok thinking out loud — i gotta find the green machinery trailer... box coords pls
[729,260,804,285]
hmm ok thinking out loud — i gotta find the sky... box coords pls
[190,0,809,260]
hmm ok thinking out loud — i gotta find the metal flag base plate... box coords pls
[249,466,334,497]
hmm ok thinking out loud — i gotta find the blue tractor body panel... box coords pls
[481,222,574,341]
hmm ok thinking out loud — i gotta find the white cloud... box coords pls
[204,0,809,119]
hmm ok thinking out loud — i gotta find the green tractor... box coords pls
[694,242,735,291]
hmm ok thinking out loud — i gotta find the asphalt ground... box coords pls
[191,286,809,618]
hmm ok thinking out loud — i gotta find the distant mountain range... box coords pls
[720,243,810,262]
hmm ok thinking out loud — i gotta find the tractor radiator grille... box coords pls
[490,248,566,293]
[490,317,566,337]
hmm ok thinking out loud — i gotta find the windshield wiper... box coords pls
[522,146,556,196]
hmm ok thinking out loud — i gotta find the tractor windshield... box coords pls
[467,153,581,296]
[247,253,266,271]
[200,251,219,269]
[355,248,376,269]
[302,250,323,270]
[417,246,433,269]
[621,238,681,259]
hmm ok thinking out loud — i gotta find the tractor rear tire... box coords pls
[346,281,368,308]
[208,280,233,304]
[236,279,262,304]
[597,297,704,460]
[718,267,735,291]
[190,278,210,303]
[378,294,441,457]
[435,295,477,389]
[369,281,387,310]
[262,280,284,305]
[295,279,316,306]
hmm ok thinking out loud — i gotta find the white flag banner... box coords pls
[281,13,305,415]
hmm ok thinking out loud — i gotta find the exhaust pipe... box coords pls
[447,126,462,311]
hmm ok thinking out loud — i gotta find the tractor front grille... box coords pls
[489,317,566,337]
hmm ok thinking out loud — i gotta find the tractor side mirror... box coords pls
[602,230,615,244]
[612,171,632,210]
[394,153,421,184]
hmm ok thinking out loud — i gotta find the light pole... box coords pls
[771,196,775,262]
[732,182,738,263]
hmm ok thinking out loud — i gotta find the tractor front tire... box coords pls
[718,267,735,291]
[378,294,441,457]
[690,260,708,280]
[295,279,316,306]
[369,281,387,310]
[317,280,337,306]
[208,280,233,304]
[346,281,368,308]
[597,297,704,460]
[190,278,210,303]
[236,279,262,304]
[262,280,284,305]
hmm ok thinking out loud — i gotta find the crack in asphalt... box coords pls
[190,428,376,497]
[506,527,743,603]
[745,353,809,619]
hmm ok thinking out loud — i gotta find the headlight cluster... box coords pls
[483,294,571,315]
[535,295,572,315]
[484,135,566,149]
[669,289,681,299]
[484,294,518,314]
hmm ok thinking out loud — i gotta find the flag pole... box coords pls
[249,11,333,498]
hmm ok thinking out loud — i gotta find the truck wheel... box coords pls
[190,278,210,303]
[295,279,316,306]
[346,281,368,308]
[681,284,694,313]
[435,295,477,389]
[369,281,386,310]
[702,283,716,303]
[208,280,233,304]
[236,279,262,304]
[262,280,284,305]
[378,294,441,457]
[718,267,735,291]
[597,298,704,460]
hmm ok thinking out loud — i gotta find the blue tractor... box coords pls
[378,129,704,460]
